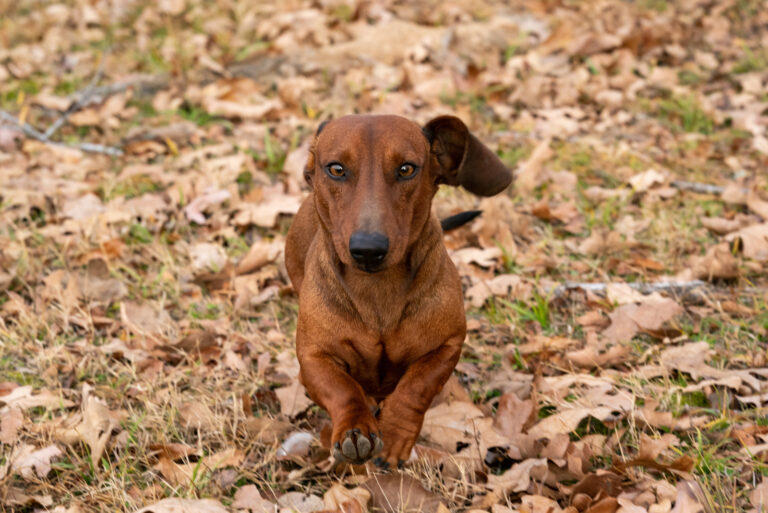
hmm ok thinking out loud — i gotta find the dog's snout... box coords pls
[349,231,389,270]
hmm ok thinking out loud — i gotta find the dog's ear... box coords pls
[423,115,512,196]
[303,120,330,188]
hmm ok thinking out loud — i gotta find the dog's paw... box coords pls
[376,402,421,467]
[331,417,383,464]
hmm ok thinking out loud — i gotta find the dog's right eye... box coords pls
[325,163,346,180]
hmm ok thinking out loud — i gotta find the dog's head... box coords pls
[304,114,511,273]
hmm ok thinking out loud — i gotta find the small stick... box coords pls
[0,110,123,156]
[43,54,107,139]
[550,280,708,298]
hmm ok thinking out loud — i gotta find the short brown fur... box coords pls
[285,114,511,466]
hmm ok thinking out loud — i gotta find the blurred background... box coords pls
[1,1,768,512]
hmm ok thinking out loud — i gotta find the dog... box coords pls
[285,114,512,467]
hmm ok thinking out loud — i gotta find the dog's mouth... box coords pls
[355,262,385,274]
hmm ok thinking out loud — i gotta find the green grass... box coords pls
[732,47,768,74]
[658,96,714,134]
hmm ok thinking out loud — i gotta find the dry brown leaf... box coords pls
[669,481,704,513]
[528,407,615,439]
[685,243,739,281]
[184,188,231,225]
[578,230,627,256]
[747,188,768,220]
[602,298,683,344]
[11,443,62,479]
[236,239,283,275]
[628,169,667,192]
[55,388,126,466]
[274,380,313,418]
[134,498,228,513]
[323,484,371,513]
[421,401,485,452]
[121,301,175,338]
[516,139,553,193]
[465,274,532,308]
[701,216,748,235]
[584,498,619,513]
[0,408,23,444]
[232,193,302,228]
[363,474,442,513]
[178,401,218,431]
[189,242,229,275]
[232,484,277,513]
[277,492,325,513]
[0,386,75,411]
[153,448,244,487]
[636,433,680,461]
[487,458,547,493]
[520,495,566,513]
[451,247,503,268]
[750,479,768,509]
[726,223,768,261]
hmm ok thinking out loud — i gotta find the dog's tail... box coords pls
[440,210,482,232]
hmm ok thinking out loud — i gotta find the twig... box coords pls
[43,54,107,139]
[550,280,709,298]
[0,110,123,156]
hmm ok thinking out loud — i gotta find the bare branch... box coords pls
[550,280,709,299]
[43,54,108,139]
[0,110,123,157]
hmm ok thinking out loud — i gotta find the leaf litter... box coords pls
[1,0,767,512]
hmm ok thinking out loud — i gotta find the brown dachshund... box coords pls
[285,114,512,467]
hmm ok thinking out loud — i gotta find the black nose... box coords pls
[349,231,389,270]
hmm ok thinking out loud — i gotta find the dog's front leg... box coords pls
[298,349,383,464]
[375,335,463,467]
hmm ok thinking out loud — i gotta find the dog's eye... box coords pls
[325,163,346,180]
[397,163,417,179]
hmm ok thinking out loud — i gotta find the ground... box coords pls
[0,1,767,512]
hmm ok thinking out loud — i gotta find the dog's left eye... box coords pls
[325,162,346,180]
[397,163,417,179]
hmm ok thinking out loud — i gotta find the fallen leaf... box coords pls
[628,169,667,192]
[184,188,231,225]
[232,485,277,513]
[134,498,229,513]
[0,386,75,410]
[55,388,126,466]
[747,188,768,220]
[516,139,553,193]
[274,380,313,418]
[178,401,218,431]
[487,458,547,493]
[726,223,768,261]
[189,243,229,274]
[0,408,23,444]
[750,479,768,509]
[235,239,283,275]
[11,444,62,478]
[362,474,442,513]
[323,484,371,513]
[232,192,302,227]
[685,243,739,280]
[465,274,532,308]
[277,492,325,513]
[451,247,503,268]
[528,407,615,439]
[601,298,683,344]
[669,481,704,513]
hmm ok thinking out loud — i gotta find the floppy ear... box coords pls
[423,115,512,196]
[302,120,330,189]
